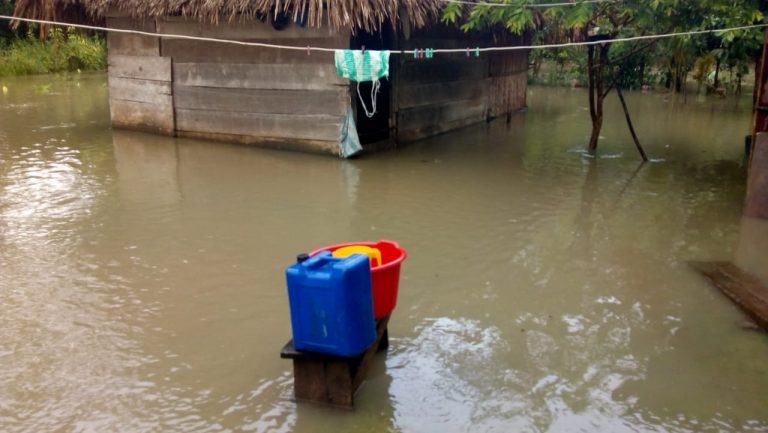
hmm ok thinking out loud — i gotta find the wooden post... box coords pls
[280,316,390,409]
[747,29,768,219]
[746,133,768,218]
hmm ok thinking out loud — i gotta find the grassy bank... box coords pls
[0,28,106,77]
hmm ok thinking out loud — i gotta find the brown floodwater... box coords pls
[1,73,767,433]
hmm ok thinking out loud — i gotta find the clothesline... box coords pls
[0,15,766,55]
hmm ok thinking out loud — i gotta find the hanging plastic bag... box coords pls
[334,50,390,118]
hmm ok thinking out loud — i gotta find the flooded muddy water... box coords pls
[1,74,767,433]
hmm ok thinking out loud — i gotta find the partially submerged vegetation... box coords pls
[0,0,106,77]
[0,28,106,76]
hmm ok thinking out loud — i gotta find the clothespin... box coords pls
[414,49,419,59]
[466,47,470,58]
[307,46,311,56]
[361,45,366,54]
[426,48,434,59]
[475,47,480,57]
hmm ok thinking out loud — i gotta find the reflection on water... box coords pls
[1,74,767,433]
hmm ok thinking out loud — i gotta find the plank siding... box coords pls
[397,98,487,142]
[395,27,528,142]
[155,15,350,154]
[398,79,489,110]
[176,131,339,155]
[399,58,489,84]
[109,76,172,105]
[107,53,174,135]
[110,99,174,135]
[174,86,347,116]
[106,18,159,56]
[171,61,349,153]
[174,63,346,90]
[175,109,343,142]
[396,32,491,142]
[109,55,172,81]
[101,13,529,155]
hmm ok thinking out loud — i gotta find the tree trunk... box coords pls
[755,46,764,110]
[714,58,721,88]
[589,113,603,153]
[616,87,648,161]
[588,45,598,152]
[588,44,610,154]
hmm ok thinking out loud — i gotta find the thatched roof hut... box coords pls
[15,0,530,157]
[18,0,445,31]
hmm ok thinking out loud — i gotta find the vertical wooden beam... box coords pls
[745,133,768,218]
[752,29,768,136]
[747,29,768,219]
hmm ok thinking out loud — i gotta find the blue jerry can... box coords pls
[285,251,376,357]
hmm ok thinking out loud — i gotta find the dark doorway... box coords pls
[350,26,393,145]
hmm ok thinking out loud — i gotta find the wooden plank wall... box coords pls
[103,14,528,153]
[396,28,489,142]
[158,18,350,155]
[395,27,528,142]
[106,16,175,135]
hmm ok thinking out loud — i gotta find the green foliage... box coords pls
[692,53,716,85]
[444,0,764,94]
[0,27,107,76]
[444,0,764,152]
[0,0,13,39]
[443,0,540,34]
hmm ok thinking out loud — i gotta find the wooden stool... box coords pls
[280,316,390,408]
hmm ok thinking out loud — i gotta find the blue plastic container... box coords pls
[285,251,376,357]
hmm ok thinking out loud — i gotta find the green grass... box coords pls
[0,28,106,77]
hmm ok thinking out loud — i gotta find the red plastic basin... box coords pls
[311,240,407,319]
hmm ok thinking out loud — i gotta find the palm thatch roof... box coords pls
[12,0,99,36]
[17,0,447,31]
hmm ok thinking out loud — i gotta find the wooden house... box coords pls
[61,0,530,156]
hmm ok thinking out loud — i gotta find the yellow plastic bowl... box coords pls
[332,245,382,267]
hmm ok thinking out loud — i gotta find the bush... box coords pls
[0,27,107,76]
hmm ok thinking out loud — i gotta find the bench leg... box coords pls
[293,359,354,408]
[377,328,389,352]
[284,317,391,408]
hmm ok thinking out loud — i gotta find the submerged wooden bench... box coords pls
[691,261,768,331]
[280,316,390,408]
